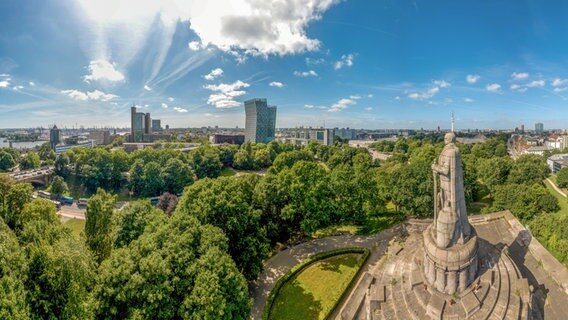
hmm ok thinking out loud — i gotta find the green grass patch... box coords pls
[312,212,402,238]
[268,252,367,320]
[220,167,236,177]
[63,218,85,238]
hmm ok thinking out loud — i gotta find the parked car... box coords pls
[38,190,51,199]
[78,198,88,207]
[149,196,159,205]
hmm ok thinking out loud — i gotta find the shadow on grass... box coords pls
[270,278,322,320]
[357,213,403,235]
[319,254,361,273]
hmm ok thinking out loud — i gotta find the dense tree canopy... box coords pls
[93,214,250,319]
[177,175,269,280]
[85,189,116,263]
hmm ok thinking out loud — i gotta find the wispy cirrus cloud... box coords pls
[61,89,118,101]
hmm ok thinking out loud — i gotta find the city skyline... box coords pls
[3,1,568,129]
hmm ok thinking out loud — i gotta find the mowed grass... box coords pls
[220,167,236,177]
[544,179,568,214]
[269,253,364,320]
[64,218,85,238]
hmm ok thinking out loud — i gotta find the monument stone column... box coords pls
[423,132,479,295]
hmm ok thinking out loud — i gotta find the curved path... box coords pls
[546,178,567,197]
[250,226,401,319]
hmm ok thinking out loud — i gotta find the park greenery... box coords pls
[0,133,566,318]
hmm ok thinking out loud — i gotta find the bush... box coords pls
[556,167,568,188]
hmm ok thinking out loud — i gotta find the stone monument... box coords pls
[339,131,537,320]
[423,132,478,294]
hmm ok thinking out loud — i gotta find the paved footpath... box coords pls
[250,226,401,319]
[546,178,567,197]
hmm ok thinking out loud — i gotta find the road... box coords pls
[59,203,86,220]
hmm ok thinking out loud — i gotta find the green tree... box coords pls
[0,220,29,320]
[556,167,568,188]
[177,175,269,280]
[270,150,314,173]
[0,150,16,171]
[85,188,116,263]
[19,152,40,170]
[4,183,33,230]
[233,142,254,170]
[189,146,223,178]
[508,154,549,185]
[161,158,194,194]
[128,159,145,196]
[143,161,164,196]
[112,200,164,248]
[54,153,70,177]
[50,176,68,197]
[477,157,511,198]
[92,214,251,319]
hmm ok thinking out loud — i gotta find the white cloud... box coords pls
[173,107,188,112]
[328,97,357,112]
[83,59,125,83]
[305,57,325,66]
[554,87,568,92]
[161,103,169,108]
[433,80,451,88]
[269,81,284,88]
[350,95,361,100]
[188,41,203,51]
[464,98,474,103]
[365,107,373,111]
[367,94,373,98]
[466,74,480,84]
[0,80,10,88]
[527,80,545,87]
[168,97,175,102]
[408,86,440,100]
[185,0,341,57]
[552,78,568,87]
[28,81,35,86]
[394,96,400,100]
[144,85,152,91]
[510,84,527,92]
[511,72,529,81]
[203,80,250,108]
[294,70,318,77]
[13,85,24,91]
[334,53,356,70]
[203,68,224,81]
[486,83,501,92]
[61,89,119,101]
[304,104,314,109]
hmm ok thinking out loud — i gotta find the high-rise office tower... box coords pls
[535,122,544,134]
[144,113,152,134]
[244,98,277,143]
[131,105,145,142]
[49,125,60,150]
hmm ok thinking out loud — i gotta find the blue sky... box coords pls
[2,0,568,130]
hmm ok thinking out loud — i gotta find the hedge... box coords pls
[262,247,370,320]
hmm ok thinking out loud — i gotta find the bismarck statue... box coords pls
[423,132,479,294]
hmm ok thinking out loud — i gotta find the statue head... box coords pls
[444,132,456,144]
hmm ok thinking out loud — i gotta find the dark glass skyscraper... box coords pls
[244,98,277,143]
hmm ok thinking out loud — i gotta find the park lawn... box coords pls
[269,253,364,320]
[313,212,402,238]
[220,167,236,177]
[64,218,85,238]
